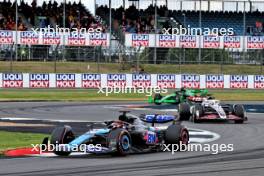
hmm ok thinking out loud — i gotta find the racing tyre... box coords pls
[179,103,191,121]
[165,124,189,150]
[108,129,131,156]
[50,126,75,156]
[233,104,245,124]
[154,93,162,105]
[191,104,203,123]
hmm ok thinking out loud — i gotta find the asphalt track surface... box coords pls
[0,102,264,176]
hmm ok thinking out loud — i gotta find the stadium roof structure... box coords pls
[103,0,264,12]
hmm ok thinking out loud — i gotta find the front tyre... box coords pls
[191,104,203,123]
[108,129,131,156]
[179,103,191,121]
[50,126,75,156]
[233,104,245,124]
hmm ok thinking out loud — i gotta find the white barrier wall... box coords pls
[125,34,264,49]
[0,73,264,89]
[0,31,110,46]
[1,31,263,49]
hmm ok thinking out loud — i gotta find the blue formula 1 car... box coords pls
[43,111,189,156]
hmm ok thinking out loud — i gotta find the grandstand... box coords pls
[0,0,263,71]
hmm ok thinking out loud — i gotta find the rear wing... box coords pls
[185,89,209,97]
[140,114,176,124]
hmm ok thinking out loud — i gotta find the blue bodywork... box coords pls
[61,128,111,153]
[142,114,175,123]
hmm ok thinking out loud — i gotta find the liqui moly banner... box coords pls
[206,75,224,88]
[82,74,101,88]
[223,36,241,48]
[230,75,248,88]
[254,75,264,89]
[107,74,126,87]
[56,74,75,88]
[19,31,39,45]
[157,74,176,88]
[132,74,151,88]
[203,36,220,48]
[0,73,264,89]
[158,35,176,48]
[181,74,200,88]
[2,73,23,88]
[67,33,86,46]
[247,36,264,49]
[179,36,197,48]
[29,74,49,88]
[0,30,14,44]
[132,34,149,47]
[89,33,107,46]
[42,33,61,45]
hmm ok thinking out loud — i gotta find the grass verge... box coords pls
[0,61,263,74]
[0,89,263,101]
[0,131,47,154]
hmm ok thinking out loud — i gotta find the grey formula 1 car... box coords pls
[190,99,247,123]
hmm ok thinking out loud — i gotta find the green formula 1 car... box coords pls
[148,88,209,105]
[148,88,212,120]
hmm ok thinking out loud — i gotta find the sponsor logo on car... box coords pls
[2,73,23,88]
[82,74,101,88]
[157,74,176,88]
[56,74,75,88]
[230,75,248,88]
[181,74,200,88]
[30,74,49,88]
[107,74,126,87]
[254,75,264,89]
[132,34,149,47]
[206,75,224,88]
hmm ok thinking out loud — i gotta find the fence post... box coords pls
[10,43,14,72]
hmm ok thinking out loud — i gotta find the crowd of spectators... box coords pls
[96,3,264,36]
[0,0,27,30]
[0,0,263,36]
[96,4,169,34]
[0,0,105,32]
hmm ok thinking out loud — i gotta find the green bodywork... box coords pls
[148,89,209,105]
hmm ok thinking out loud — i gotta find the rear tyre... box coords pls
[108,129,131,156]
[165,124,189,151]
[233,104,245,124]
[179,103,191,121]
[50,126,75,156]
[154,94,162,105]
